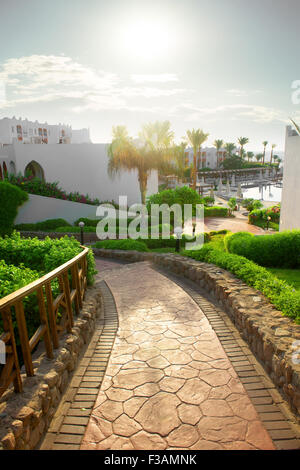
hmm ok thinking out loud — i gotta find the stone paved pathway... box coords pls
[80,261,276,450]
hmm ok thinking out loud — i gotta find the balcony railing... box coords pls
[0,246,89,398]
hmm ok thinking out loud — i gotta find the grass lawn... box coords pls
[266,268,300,291]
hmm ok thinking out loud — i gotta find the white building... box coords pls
[185,147,226,169]
[0,141,158,207]
[279,126,300,231]
[0,116,91,145]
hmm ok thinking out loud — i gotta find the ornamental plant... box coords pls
[0,181,28,236]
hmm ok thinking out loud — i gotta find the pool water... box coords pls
[242,184,282,202]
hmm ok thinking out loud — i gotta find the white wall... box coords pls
[15,194,137,225]
[10,142,158,206]
[280,126,300,231]
[15,194,103,224]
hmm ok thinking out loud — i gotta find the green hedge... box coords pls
[0,231,96,285]
[183,245,300,323]
[0,260,42,344]
[225,230,300,268]
[0,181,28,236]
[15,218,71,231]
[94,239,149,252]
[204,206,228,217]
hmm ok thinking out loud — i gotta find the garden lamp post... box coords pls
[79,221,85,245]
[266,216,271,231]
[174,226,183,253]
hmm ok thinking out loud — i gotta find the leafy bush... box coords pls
[55,226,96,233]
[183,246,300,323]
[224,231,255,253]
[204,206,228,217]
[147,186,204,211]
[94,239,149,252]
[6,174,101,205]
[242,199,264,212]
[15,218,71,231]
[249,204,280,226]
[225,230,300,268]
[0,181,28,236]
[0,231,96,284]
[0,260,42,343]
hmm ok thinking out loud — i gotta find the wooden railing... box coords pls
[0,246,89,398]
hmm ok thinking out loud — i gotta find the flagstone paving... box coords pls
[80,261,277,450]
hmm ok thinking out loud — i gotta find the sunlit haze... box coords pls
[1,0,300,150]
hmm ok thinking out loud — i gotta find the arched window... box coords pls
[2,162,8,177]
[24,161,45,181]
[9,161,16,176]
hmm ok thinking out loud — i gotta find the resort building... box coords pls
[185,147,227,169]
[280,126,300,231]
[0,116,91,145]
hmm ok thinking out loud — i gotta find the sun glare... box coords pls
[118,19,173,62]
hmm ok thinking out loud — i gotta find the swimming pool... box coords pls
[242,184,282,202]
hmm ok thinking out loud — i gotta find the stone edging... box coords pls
[39,280,118,450]
[0,285,102,450]
[92,248,300,422]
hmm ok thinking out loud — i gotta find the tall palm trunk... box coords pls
[138,169,148,205]
[192,147,197,190]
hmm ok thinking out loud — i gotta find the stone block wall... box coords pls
[92,248,300,420]
[0,285,102,450]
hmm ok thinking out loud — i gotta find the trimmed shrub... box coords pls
[55,226,96,233]
[204,206,228,217]
[225,230,300,268]
[183,246,300,322]
[15,218,71,231]
[224,231,255,253]
[94,239,149,252]
[0,231,96,285]
[0,181,28,236]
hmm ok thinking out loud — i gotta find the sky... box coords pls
[0,0,300,152]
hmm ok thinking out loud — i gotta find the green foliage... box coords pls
[0,181,28,236]
[0,233,97,341]
[74,218,101,227]
[204,206,228,217]
[225,230,300,268]
[6,174,101,205]
[0,260,41,342]
[224,231,254,253]
[55,226,96,233]
[242,198,264,212]
[203,196,215,206]
[0,231,96,284]
[15,218,71,231]
[228,198,237,214]
[183,246,300,323]
[249,204,280,225]
[147,186,203,211]
[94,239,149,252]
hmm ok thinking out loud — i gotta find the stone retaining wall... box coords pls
[93,248,300,421]
[0,285,102,450]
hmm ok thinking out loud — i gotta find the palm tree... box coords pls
[290,118,300,135]
[246,151,254,163]
[238,137,249,158]
[213,139,224,167]
[270,144,276,165]
[173,142,188,180]
[224,143,236,158]
[185,129,209,190]
[262,141,268,165]
[108,121,174,204]
[255,153,263,163]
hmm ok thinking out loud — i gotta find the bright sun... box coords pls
[118,19,173,61]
